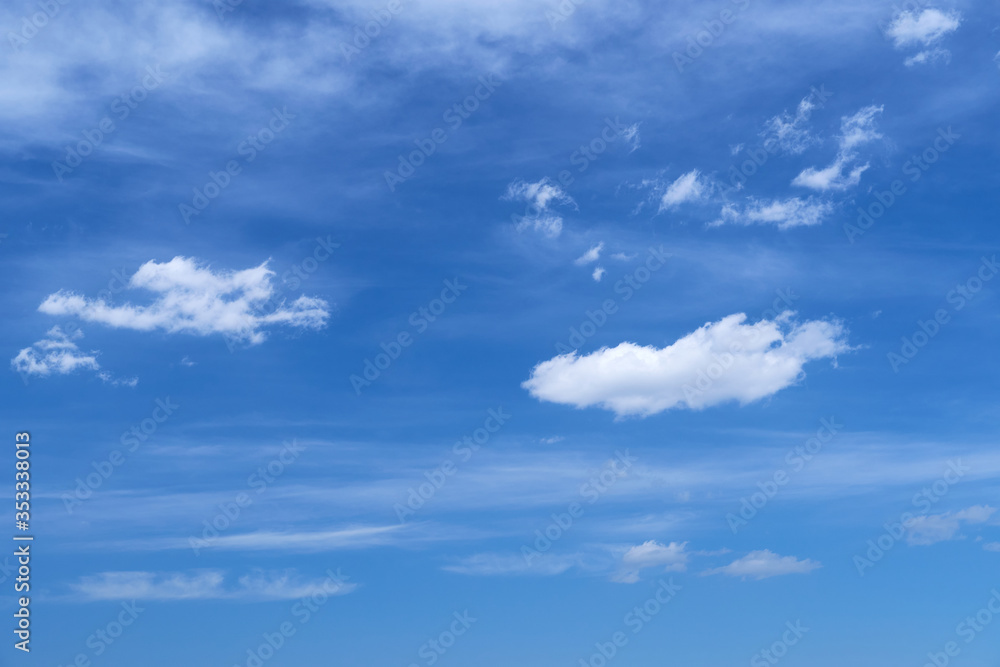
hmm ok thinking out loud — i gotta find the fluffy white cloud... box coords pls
[504,178,576,238]
[906,505,996,546]
[659,169,708,211]
[762,97,818,155]
[703,550,821,580]
[793,105,883,191]
[613,540,689,583]
[886,8,960,48]
[711,197,833,229]
[11,326,99,377]
[592,266,606,282]
[38,257,329,345]
[523,312,850,418]
[575,242,604,265]
[70,569,355,601]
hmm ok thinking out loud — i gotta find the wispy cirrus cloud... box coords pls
[504,178,576,238]
[703,550,821,580]
[612,540,689,583]
[70,568,355,601]
[711,197,833,229]
[906,505,996,546]
[792,105,884,191]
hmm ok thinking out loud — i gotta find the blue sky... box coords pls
[2,0,1000,665]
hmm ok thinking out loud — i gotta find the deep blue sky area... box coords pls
[1,1,999,666]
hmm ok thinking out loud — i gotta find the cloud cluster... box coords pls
[504,178,576,238]
[793,105,883,191]
[885,8,961,67]
[523,312,850,418]
[38,257,330,345]
[906,505,995,546]
[11,326,98,377]
[762,97,818,155]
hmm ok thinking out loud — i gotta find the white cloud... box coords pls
[613,540,689,583]
[70,569,355,601]
[621,123,642,152]
[659,169,708,211]
[886,8,961,48]
[97,371,139,387]
[38,257,330,345]
[711,197,833,229]
[592,267,606,282]
[904,48,951,67]
[11,326,99,377]
[574,242,604,265]
[703,550,821,580]
[504,178,576,238]
[984,542,1000,553]
[762,97,818,155]
[442,553,578,576]
[793,105,883,191]
[611,252,636,262]
[906,505,996,546]
[523,311,850,418]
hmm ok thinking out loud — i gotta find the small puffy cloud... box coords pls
[504,178,576,239]
[793,105,883,191]
[70,569,355,601]
[659,169,708,211]
[574,242,604,266]
[711,197,833,229]
[38,257,329,345]
[906,505,996,546]
[11,326,99,377]
[613,540,689,583]
[592,267,606,282]
[886,8,960,47]
[703,550,821,580]
[762,97,818,155]
[97,371,138,387]
[523,312,850,418]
